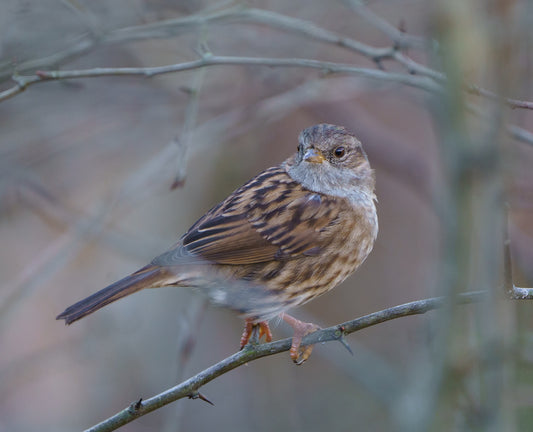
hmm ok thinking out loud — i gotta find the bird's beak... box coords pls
[303,148,325,164]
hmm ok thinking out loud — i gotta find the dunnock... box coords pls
[57,124,378,363]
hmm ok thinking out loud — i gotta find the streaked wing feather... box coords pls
[249,191,339,258]
[153,166,345,267]
[182,212,279,264]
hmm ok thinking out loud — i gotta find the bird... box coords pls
[57,123,378,364]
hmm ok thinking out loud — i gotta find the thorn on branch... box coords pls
[335,325,353,356]
[179,86,195,95]
[373,58,385,71]
[398,19,406,35]
[194,41,213,60]
[319,68,334,77]
[371,47,396,70]
[392,40,400,53]
[188,391,214,406]
[393,19,408,53]
[170,177,186,190]
[127,398,143,414]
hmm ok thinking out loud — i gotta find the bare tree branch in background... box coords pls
[2,54,533,150]
[2,54,441,102]
[2,3,532,115]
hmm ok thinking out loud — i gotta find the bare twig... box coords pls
[0,5,440,87]
[507,124,533,146]
[508,285,533,299]
[341,0,428,49]
[170,64,207,189]
[5,55,533,147]
[85,291,487,432]
[102,6,397,62]
[0,54,441,103]
[3,4,533,115]
[468,84,533,110]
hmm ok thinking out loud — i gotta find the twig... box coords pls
[105,6,395,61]
[0,5,438,85]
[98,6,438,79]
[468,84,533,110]
[3,5,533,114]
[85,291,486,432]
[508,285,533,299]
[341,0,428,49]
[170,63,207,189]
[5,55,533,147]
[0,54,441,103]
[507,124,533,146]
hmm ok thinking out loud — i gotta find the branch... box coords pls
[0,5,415,81]
[0,54,441,103]
[4,5,533,114]
[341,0,428,50]
[507,124,533,146]
[467,84,533,110]
[104,6,405,63]
[85,291,487,432]
[6,55,533,148]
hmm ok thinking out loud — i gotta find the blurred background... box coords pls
[1,0,533,431]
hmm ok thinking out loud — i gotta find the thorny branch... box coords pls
[84,288,533,432]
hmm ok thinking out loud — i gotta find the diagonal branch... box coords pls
[85,291,491,432]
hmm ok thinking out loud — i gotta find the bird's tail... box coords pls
[56,266,166,325]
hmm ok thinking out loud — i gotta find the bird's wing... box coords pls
[152,166,347,266]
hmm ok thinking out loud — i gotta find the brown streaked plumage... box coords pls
[57,124,378,363]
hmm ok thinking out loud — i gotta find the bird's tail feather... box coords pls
[56,266,165,325]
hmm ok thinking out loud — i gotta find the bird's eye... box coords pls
[334,146,346,158]
[297,144,303,153]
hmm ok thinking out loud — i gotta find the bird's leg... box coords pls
[240,318,273,349]
[281,313,320,364]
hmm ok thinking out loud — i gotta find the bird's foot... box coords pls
[281,313,320,365]
[240,319,273,349]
